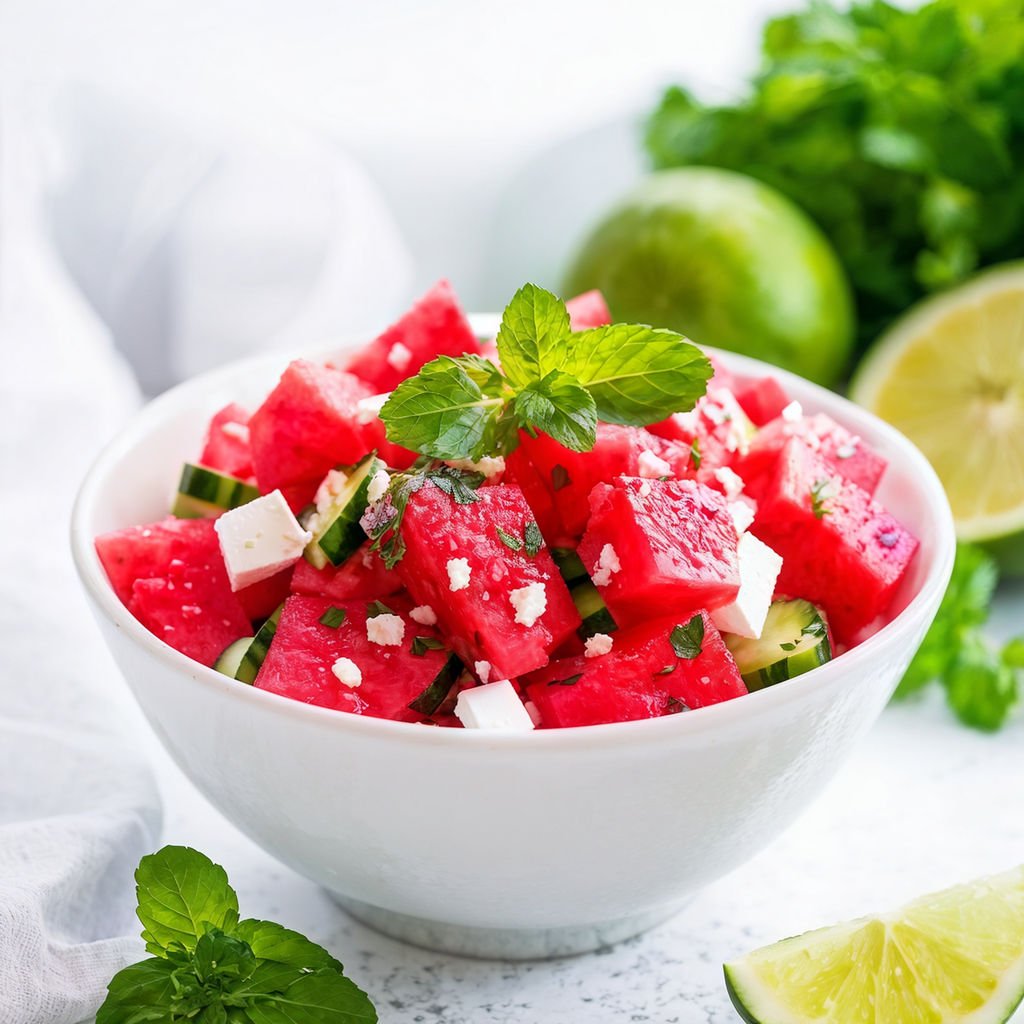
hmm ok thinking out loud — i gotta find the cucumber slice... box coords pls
[726,599,832,691]
[551,547,588,587]
[235,604,284,684]
[172,463,261,518]
[305,454,387,569]
[572,580,618,640]
[407,654,464,716]
[214,637,253,677]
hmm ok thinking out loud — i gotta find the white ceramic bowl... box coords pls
[72,323,955,959]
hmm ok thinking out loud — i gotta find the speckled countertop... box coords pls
[151,586,1024,1024]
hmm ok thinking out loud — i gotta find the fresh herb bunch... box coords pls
[894,543,1022,730]
[646,0,1024,351]
[97,845,376,1023]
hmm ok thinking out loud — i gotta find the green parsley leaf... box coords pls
[524,520,544,557]
[809,478,835,519]
[547,672,584,686]
[380,355,507,460]
[495,525,524,551]
[513,370,597,452]
[560,323,712,425]
[319,606,347,629]
[669,614,705,660]
[135,845,239,956]
[551,465,572,491]
[494,283,571,390]
[410,635,446,657]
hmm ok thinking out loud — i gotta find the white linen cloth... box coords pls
[0,94,412,1023]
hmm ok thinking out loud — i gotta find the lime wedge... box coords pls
[851,263,1024,570]
[725,865,1024,1024]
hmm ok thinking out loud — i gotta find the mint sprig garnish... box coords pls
[97,846,376,1023]
[380,283,711,460]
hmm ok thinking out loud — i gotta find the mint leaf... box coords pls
[234,919,342,973]
[96,959,178,1024]
[560,324,712,424]
[523,520,544,557]
[669,614,705,659]
[135,846,238,956]
[495,525,524,551]
[381,356,506,460]
[514,370,597,452]
[319,606,347,629]
[191,928,257,985]
[410,635,446,656]
[244,970,378,1024]
[495,283,571,390]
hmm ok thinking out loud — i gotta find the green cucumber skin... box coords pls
[174,463,260,518]
[551,547,588,586]
[214,637,254,677]
[236,605,284,684]
[728,599,832,691]
[408,654,463,716]
[307,455,386,569]
[570,579,619,640]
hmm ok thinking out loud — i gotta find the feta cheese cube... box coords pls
[509,581,547,627]
[387,341,413,372]
[356,392,390,424]
[454,680,535,731]
[447,557,472,591]
[591,543,621,588]
[214,490,312,591]
[584,633,614,658]
[331,657,362,688]
[781,400,803,423]
[714,466,746,500]
[638,449,672,479]
[366,613,405,646]
[410,604,437,626]
[728,500,755,535]
[711,533,783,640]
[366,468,391,505]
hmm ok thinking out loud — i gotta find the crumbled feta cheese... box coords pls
[729,501,756,535]
[714,466,746,500]
[313,468,348,516]
[454,680,535,731]
[584,633,614,658]
[220,421,250,443]
[410,604,437,626]
[639,480,653,498]
[366,468,390,504]
[711,534,783,640]
[331,657,362,688]
[355,392,390,424]
[214,490,312,591]
[638,449,672,479]
[387,341,413,372]
[447,558,472,591]
[706,388,756,454]
[836,437,860,460]
[591,543,621,587]
[366,613,405,646]
[781,400,803,423]
[509,582,547,628]
[445,455,506,479]
[474,660,492,684]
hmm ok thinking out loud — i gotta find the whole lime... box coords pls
[563,168,854,387]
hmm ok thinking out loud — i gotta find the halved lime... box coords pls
[725,865,1024,1024]
[852,262,1024,572]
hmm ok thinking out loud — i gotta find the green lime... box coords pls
[851,261,1024,573]
[563,168,854,387]
[725,864,1024,1024]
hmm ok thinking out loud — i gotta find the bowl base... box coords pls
[331,894,687,960]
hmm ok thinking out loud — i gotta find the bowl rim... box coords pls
[71,317,956,751]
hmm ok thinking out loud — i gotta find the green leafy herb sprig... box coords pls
[894,543,1022,731]
[380,283,711,462]
[97,846,376,1024]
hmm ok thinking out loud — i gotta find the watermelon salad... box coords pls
[95,279,920,731]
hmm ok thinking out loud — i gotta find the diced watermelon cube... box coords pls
[395,482,580,680]
[565,290,612,329]
[731,376,791,427]
[524,610,746,727]
[578,477,741,628]
[236,567,294,621]
[255,595,453,722]
[291,543,403,602]
[752,438,918,644]
[342,280,481,394]
[248,360,377,502]
[199,403,254,479]
[740,412,888,499]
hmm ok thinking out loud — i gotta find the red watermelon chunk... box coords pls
[506,423,675,545]
[236,567,294,621]
[395,482,580,680]
[731,375,791,427]
[578,477,741,628]
[199,403,254,479]
[248,360,377,502]
[740,412,888,499]
[342,279,481,393]
[565,290,612,329]
[291,543,403,602]
[752,438,917,644]
[255,595,453,722]
[524,611,746,727]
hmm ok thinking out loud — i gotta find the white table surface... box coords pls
[138,584,1024,1023]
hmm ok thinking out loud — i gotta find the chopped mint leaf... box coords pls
[656,663,677,676]
[551,465,572,491]
[779,641,798,652]
[319,606,347,629]
[669,614,705,660]
[411,635,446,657]
[810,478,835,519]
[407,656,463,715]
[548,672,584,686]
[524,520,544,557]
[666,696,689,714]
[495,283,571,390]
[802,619,827,639]
[366,600,394,619]
[689,437,701,471]
[496,525,524,552]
